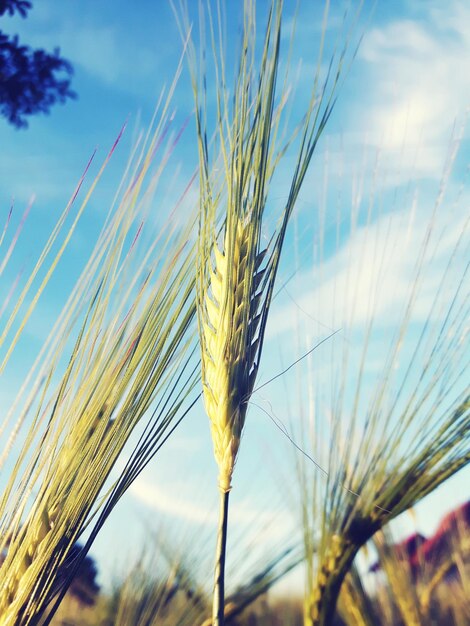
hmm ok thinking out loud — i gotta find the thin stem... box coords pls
[213,489,230,626]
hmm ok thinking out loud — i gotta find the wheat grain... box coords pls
[201,221,265,493]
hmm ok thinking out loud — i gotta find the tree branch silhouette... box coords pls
[0,0,76,128]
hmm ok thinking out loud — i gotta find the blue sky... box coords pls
[1,0,469,595]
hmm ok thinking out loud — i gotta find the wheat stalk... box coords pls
[173,0,360,622]
[282,128,470,625]
[337,565,377,626]
[0,60,199,624]
[337,515,469,626]
[373,532,423,626]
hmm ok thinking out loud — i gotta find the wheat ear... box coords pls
[201,221,265,493]
[175,0,353,621]
[0,79,198,625]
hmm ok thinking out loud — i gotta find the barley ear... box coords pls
[200,223,263,492]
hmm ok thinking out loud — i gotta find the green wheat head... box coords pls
[176,0,353,493]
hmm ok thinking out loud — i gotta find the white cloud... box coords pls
[130,479,215,524]
[69,27,123,85]
[129,476,291,544]
[0,152,78,204]
[59,26,159,89]
[268,197,468,339]
[355,2,470,178]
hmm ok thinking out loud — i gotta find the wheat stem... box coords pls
[213,490,230,626]
[175,0,355,621]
